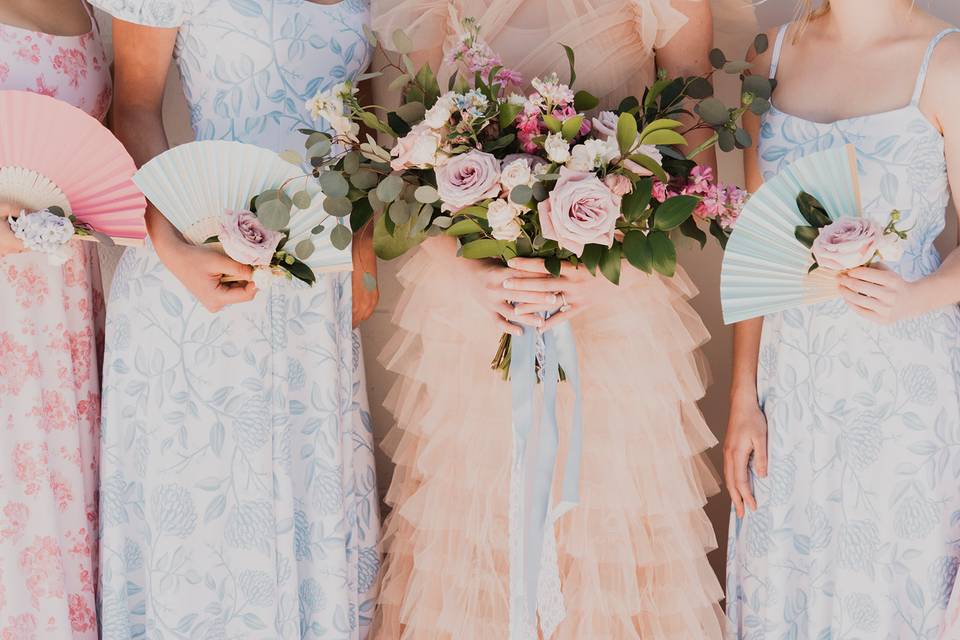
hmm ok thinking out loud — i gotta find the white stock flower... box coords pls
[487,199,524,241]
[568,138,620,172]
[544,132,571,164]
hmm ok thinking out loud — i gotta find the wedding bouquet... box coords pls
[794,192,907,272]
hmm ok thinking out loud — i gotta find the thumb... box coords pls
[211,253,254,281]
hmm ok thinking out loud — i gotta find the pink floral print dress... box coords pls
[0,4,111,639]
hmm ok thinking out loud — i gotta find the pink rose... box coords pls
[604,174,633,197]
[435,149,502,212]
[811,217,882,271]
[219,209,282,266]
[390,123,444,171]
[538,167,622,256]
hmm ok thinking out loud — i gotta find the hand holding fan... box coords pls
[132,140,353,286]
[720,145,905,324]
[0,90,147,251]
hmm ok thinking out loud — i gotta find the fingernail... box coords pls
[507,259,518,267]
[503,279,514,289]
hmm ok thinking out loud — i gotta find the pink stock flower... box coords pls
[538,167,622,256]
[435,150,502,212]
[652,180,670,203]
[219,209,283,266]
[811,217,883,271]
[688,165,714,194]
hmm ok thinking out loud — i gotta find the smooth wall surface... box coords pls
[95,1,959,584]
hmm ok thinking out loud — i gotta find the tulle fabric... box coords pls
[372,238,724,640]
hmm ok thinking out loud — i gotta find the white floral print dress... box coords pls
[87,1,380,638]
[727,26,960,640]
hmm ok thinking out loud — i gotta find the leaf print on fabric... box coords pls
[151,485,199,537]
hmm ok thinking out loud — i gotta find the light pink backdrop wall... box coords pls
[95,0,959,584]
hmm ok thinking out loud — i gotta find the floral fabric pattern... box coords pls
[0,6,108,638]
[88,0,379,638]
[726,27,960,640]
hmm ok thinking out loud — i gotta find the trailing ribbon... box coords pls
[507,320,583,640]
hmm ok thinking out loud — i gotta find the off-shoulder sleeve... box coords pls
[89,0,192,28]
[631,0,691,50]
[371,0,452,54]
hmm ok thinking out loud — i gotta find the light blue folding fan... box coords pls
[133,140,352,275]
[721,145,861,324]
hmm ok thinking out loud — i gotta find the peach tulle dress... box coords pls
[370,2,725,639]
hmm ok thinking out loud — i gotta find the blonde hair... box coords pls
[796,0,830,34]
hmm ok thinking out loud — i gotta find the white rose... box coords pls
[252,266,275,290]
[568,138,620,171]
[329,114,360,143]
[544,132,570,164]
[424,92,457,129]
[500,158,534,191]
[879,233,905,263]
[487,199,524,241]
[391,123,445,170]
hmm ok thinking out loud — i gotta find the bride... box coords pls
[372,1,725,638]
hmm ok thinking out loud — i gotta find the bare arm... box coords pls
[656,0,717,168]
[111,19,255,312]
[351,77,379,327]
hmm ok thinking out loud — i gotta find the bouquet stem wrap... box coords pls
[507,320,583,639]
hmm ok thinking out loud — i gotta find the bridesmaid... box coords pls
[372,1,724,638]
[0,2,109,638]
[725,1,960,637]
[89,1,380,638]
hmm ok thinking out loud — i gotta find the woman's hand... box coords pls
[838,264,924,324]
[156,237,257,313]
[723,395,768,518]
[502,257,618,331]
[457,258,529,337]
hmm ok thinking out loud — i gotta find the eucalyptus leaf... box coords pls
[320,172,350,198]
[257,199,291,231]
[376,174,404,203]
[396,101,426,125]
[278,149,303,166]
[374,213,425,259]
[723,60,751,75]
[709,48,727,69]
[292,190,312,209]
[754,33,769,55]
[295,238,315,260]
[330,223,353,250]
[686,77,714,99]
[743,74,773,100]
[351,169,380,191]
[323,196,353,218]
[413,203,434,233]
[342,150,361,175]
[750,97,771,116]
[305,132,330,149]
[718,129,736,152]
[414,185,440,204]
[307,139,332,159]
[734,127,753,149]
[510,185,534,206]
[696,98,730,126]
[392,29,413,54]
[388,199,410,225]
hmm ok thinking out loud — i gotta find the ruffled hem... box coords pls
[372,241,724,639]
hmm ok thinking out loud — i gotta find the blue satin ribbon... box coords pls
[508,319,583,634]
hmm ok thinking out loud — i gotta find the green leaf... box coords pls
[626,153,668,182]
[543,114,562,133]
[47,206,65,217]
[561,43,576,87]
[373,212,425,259]
[281,257,316,286]
[388,112,411,137]
[396,101,426,125]
[392,29,413,54]
[414,185,440,204]
[511,185,534,206]
[445,219,485,236]
[622,179,652,221]
[376,174,404,203]
[686,77,714,99]
[750,96,772,117]
[292,190,312,209]
[679,216,707,249]
[387,199,410,225]
[795,225,820,249]
[718,129,736,152]
[796,192,832,227]
[648,230,677,277]
[415,63,442,108]
[304,131,330,149]
[709,48,727,69]
[709,218,729,249]
[573,90,599,112]
[485,133,516,153]
[734,127,752,149]
[295,239,315,260]
[544,256,562,277]
[323,196,353,218]
[499,102,523,129]
[743,74,773,100]
[457,205,489,220]
[460,238,506,259]
[696,98,730,126]
[654,195,698,231]
[754,33,769,55]
[580,243,603,276]
[362,271,377,291]
[278,149,302,166]
[307,139,332,159]
[723,60,751,74]
[350,197,373,231]
[257,199,291,230]
[412,203,434,233]
[330,223,353,250]
[617,96,640,114]
[622,231,652,273]
[639,129,687,146]
[599,243,622,285]
[561,115,585,142]
[319,171,350,198]
[616,112,638,155]
[350,168,379,191]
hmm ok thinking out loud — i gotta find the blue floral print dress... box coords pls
[88,1,379,638]
[726,26,960,640]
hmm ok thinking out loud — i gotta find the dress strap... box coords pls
[81,1,100,35]
[911,28,960,105]
[768,24,790,80]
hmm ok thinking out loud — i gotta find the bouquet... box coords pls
[794,192,907,272]
[300,18,768,371]
[6,205,114,265]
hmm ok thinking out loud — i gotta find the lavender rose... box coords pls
[812,217,883,270]
[219,209,282,266]
[538,167,622,256]
[435,149,501,212]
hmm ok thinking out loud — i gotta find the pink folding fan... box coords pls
[0,90,146,244]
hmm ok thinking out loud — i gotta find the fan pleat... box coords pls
[720,145,860,324]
